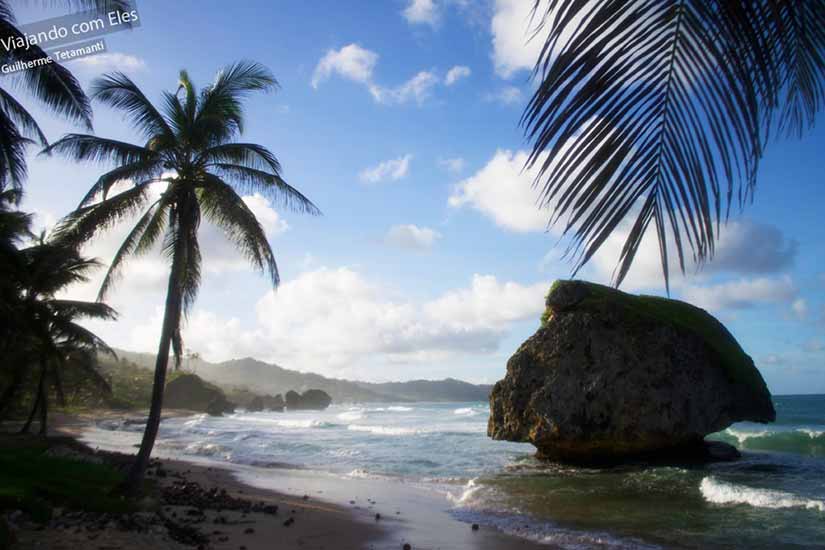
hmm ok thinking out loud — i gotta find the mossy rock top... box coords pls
[542,280,769,398]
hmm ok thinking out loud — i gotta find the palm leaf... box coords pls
[207,163,321,215]
[525,0,825,290]
[199,173,279,286]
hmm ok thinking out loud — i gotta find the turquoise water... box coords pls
[83,395,825,549]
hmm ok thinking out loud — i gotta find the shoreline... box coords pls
[8,409,559,550]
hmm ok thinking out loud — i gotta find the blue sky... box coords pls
[12,0,825,393]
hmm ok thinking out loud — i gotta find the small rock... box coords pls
[403,544,412,550]
[244,527,255,534]
[375,513,381,521]
[283,517,295,527]
[472,523,479,531]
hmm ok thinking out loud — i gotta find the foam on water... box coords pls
[700,476,825,512]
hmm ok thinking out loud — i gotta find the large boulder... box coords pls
[165,374,235,416]
[284,389,332,411]
[488,280,775,463]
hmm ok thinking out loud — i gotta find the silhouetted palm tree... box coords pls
[15,238,116,434]
[47,61,320,494]
[0,1,131,192]
[523,1,825,290]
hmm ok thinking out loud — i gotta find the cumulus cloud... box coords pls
[680,276,797,311]
[439,157,465,173]
[311,43,453,105]
[385,224,442,250]
[491,0,548,77]
[374,71,439,105]
[311,44,378,90]
[403,0,438,25]
[119,268,548,378]
[359,155,412,184]
[485,86,523,105]
[445,65,471,85]
[448,149,547,233]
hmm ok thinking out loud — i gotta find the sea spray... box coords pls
[700,477,825,512]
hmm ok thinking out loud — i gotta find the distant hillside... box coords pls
[114,350,493,404]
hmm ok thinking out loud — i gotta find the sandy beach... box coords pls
[5,411,554,550]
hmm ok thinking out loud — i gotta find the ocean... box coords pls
[82,394,825,549]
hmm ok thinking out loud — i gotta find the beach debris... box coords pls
[283,517,295,527]
[244,527,255,534]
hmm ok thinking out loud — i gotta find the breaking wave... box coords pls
[700,477,825,512]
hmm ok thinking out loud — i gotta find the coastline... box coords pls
[10,409,559,550]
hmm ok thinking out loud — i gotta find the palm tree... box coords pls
[15,239,116,434]
[46,61,320,494]
[523,1,825,290]
[0,0,132,193]
[0,189,34,420]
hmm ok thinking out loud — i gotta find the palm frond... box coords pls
[0,89,47,145]
[97,197,166,300]
[48,299,117,321]
[5,37,92,128]
[523,0,825,290]
[78,161,164,207]
[198,173,279,286]
[0,111,33,191]
[91,72,175,141]
[197,142,282,173]
[52,183,150,244]
[207,163,321,215]
[195,61,278,143]
[41,134,156,166]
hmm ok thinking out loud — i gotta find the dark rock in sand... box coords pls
[165,374,235,416]
[285,389,332,411]
[488,280,776,464]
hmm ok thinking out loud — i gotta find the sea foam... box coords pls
[700,477,825,512]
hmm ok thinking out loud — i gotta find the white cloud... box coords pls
[311,44,447,105]
[791,298,809,321]
[485,86,524,105]
[311,44,378,89]
[491,0,548,78]
[439,157,465,173]
[120,268,549,378]
[374,71,440,105]
[448,149,547,233]
[385,224,442,250]
[359,155,412,184]
[71,52,146,72]
[680,276,797,311]
[403,0,438,25]
[445,65,471,86]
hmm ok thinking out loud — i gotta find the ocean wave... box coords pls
[347,424,422,436]
[387,406,413,412]
[230,415,336,429]
[447,478,483,506]
[712,427,825,457]
[184,441,230,457]
[337,410,364,421]
[700,477,825,512]
[453,407,480,417]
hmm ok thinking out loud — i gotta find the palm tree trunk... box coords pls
[19,381,42,435]
[19,359,46,435]
[38,375,48,436]
[0,368,24,422]
[122,254,184,495]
